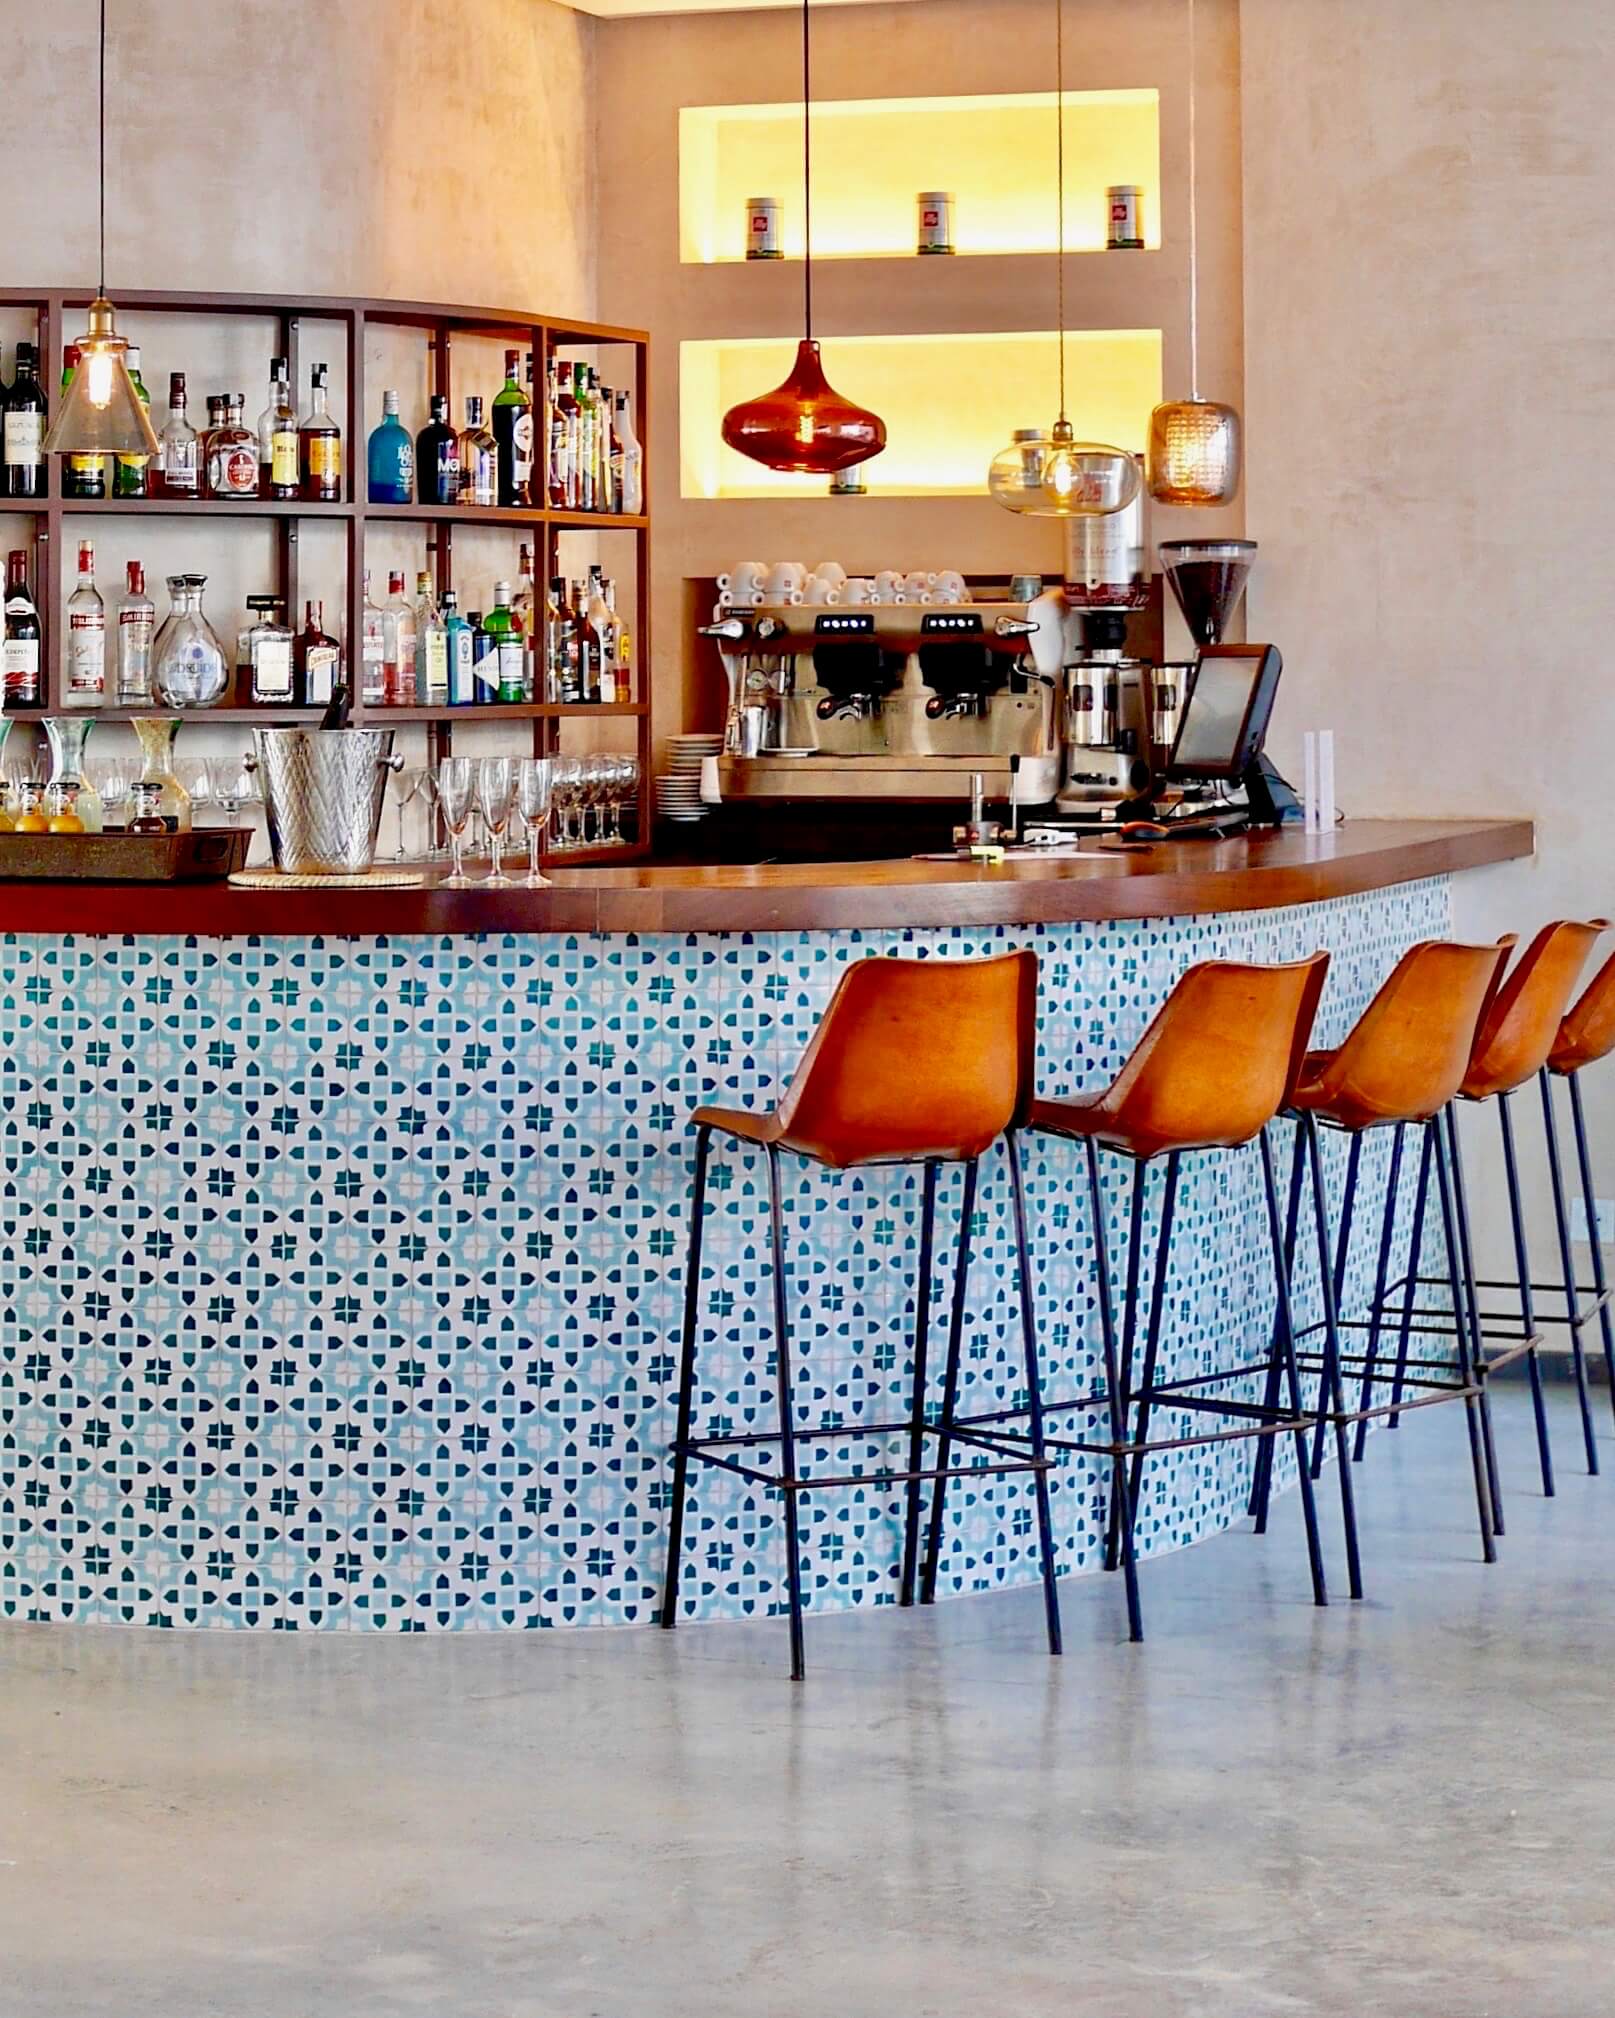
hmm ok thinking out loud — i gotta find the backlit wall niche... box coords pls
[680,329,1162,499]
[680,90,1162,263]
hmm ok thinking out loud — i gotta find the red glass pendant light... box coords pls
[720,0,886,476]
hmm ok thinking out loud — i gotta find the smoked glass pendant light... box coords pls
[720,0,886,475]
[1145,0,1241,507]
[43,0,158,462]
[988,0,1139,518]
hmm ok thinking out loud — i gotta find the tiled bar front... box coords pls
[0,877,1449,1632]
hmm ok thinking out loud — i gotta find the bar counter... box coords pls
[0,817,1530,1632]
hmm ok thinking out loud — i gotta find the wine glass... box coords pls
[437,757,476,886]
[392,765,424,860]
[517,757,554,887]
[478,756,515,887]
[552,756,583,849]
[416,766,441,857]
[185,762,213,824]
[607,755,638,843]
[205,757,247,823]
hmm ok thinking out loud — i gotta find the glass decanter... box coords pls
[152,572,230,708]
[42,715,104,832]
[130,715,192,832]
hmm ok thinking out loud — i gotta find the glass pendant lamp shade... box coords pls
[1145,396,1242,507]
[42,297,159,458]
[989,420,1141,517]
[721,338,886,474]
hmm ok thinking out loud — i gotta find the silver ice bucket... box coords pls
[247,727,402,875]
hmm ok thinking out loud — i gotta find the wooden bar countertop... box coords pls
[0,819,1533,937]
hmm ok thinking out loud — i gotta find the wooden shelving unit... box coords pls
[0,287,653,864]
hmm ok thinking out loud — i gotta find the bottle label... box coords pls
[309,436,341,481]
[452,630,474,701]
[513,412,534,480]
[68,611,106,695]
[424,631,448,701]
[3,637,40,698]
[437,442,460,489]
[497,639,524,698]
[4,411,42,465]
[253,637,294,701]
[304,643,338,704]
[271,430,298,486]
[210,444,259,495]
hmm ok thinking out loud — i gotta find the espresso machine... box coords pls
[702,599,1063,804]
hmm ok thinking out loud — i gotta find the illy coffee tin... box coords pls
[746,196,782,259]
[917,190,955,254]
[1106,184,1145,250]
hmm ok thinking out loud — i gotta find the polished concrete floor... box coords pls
[2,1387,1611,2017]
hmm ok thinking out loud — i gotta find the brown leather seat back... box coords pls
[1550,945,1615,1076]
[775,948,1037,1167]
[1463,919,1609,1099]
[1099,953,1330,1159]
[1300,937,1515,1128]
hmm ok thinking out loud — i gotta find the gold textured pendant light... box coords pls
[720,0,886,475]
[43,0,158,461]
[988,0,1139,518]
[1145,0,1241,507]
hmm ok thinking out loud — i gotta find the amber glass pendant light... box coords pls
[988,0,1139,519]
[43,0,158,462]
[1145,0,1241,507]
[720,0,885,475]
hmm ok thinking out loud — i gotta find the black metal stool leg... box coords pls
[1432,1115,1498,1563]
[1259,1127,1328,1607]
[1448,1105,1505,1533]
[1086,1138,1142,1641]
[1250,1116,1306,1530]
[920,1157,980,1606]
[1567,1070,1615,1421]
[900,1160,940,1606]
[660,1124,711,1631]
[1499,1091,1555,1499]
[1540,1069,1599,1473]
[1303,1114,1364,1599]
[1387,1120,1433,1429]
[1103,1161,1149,1572]
[1310,1130,1361,1480]
[765,1145,807,1680]
[1353,1122,1405,1461]
[1007,1133,1062,1656]
[1121,1153,1180,1549]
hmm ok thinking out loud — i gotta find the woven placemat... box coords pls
[229,867,426,890]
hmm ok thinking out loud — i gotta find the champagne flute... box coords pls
[437,756,476,886]
[392,766,424,860]
[552,756,583,849]
[517,757,554,887]
[478,756,515,887]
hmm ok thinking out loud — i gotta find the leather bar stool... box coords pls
[930,954,1334,1643]
[1540,947,1615,1431]
[1247,937,1513,1566]
[1383,920,1608,1532]
[658,949,1061,1680]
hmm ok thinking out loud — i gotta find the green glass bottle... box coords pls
[484,580,526,704]
[113,344,152,497]
[491,348,533,506]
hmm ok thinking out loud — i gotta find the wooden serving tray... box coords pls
[0,826,253,882]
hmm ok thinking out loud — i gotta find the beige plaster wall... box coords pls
[1241,0,1613,1261]
[594,0,1244,753]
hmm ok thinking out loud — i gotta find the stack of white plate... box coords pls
[657,733,722,823]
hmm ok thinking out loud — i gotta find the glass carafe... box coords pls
[130,715,192,832]
[152,572,230,708]
[42,715,104,832]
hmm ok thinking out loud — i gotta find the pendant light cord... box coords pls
[98,0,107,298]
[1055,0,1066,422]
[801,0,813,342]
[1187,0,1199,399]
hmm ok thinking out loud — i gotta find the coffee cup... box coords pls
[763,561,807,602]
[874,571,906,602]
[811,561,847,588]
[725,561,767,601]
[803,576,841,605]
[933,570,966,600]
[841,578,874,605]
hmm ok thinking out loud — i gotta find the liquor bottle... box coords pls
[116,561,156,704]
[484,581,526,705]
[466,611,496,705]
[567,364,592,511]
[607,576,633,702]
[545,576,576,703]
[571,576,600,702]
[443,589,474,705]
[382,569,416,706]
[587,371,609,510]
[417,571,448,706]
[513,544,537,700]
[414,392,457,505]
[613,388,643,514]
[457,396,496,507]
[206,392,259,498]
[60,348,107,499]
[547,361,574,508]
[64,540,106,707]
[3,343,47,501]
[258,355,297,499]
[298,362,342,501]
[295,599,340,706]
[586,569,616,704]
[3,549,41,708]
[113,344,152,498]
[367,388,414,504]
[360,569,386,707]
[492,348,532,506]
[157,371,200,498]
[246,595,295,704]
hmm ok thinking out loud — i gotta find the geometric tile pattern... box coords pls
[0,875,1450,1630]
